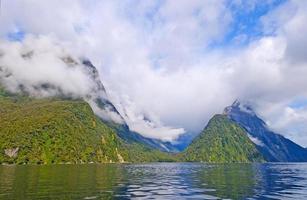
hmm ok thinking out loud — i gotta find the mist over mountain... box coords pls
[0,37,124,124]
[0,37,186,150]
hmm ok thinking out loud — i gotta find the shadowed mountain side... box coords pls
[224,101,307,162]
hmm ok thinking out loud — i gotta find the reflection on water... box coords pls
[1,163,307,199]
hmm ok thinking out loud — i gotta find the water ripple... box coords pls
[1,163,307,199]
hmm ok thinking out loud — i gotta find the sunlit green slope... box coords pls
[0,87,175,164]
[0,88,124,164]
[0,86,264,164]
[182,114,263,163]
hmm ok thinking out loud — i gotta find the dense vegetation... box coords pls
[0,88,122,164]
[120,142,177,163]
[0,87,175,164]
[182,115,264,163]
[0,86,264,164]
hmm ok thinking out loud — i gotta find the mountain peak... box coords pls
[224,100,307,162]
[223,100,255,116]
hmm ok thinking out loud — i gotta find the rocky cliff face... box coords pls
[224,101,307,162]
[79,59,125,124]
[80,59,181,152]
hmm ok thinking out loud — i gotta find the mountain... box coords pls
[0,87,175,164]
[182,114,263,163]
[224,101,307,162]
[0,51,175,163]
[0,87,124,164]
[0,42,183,152]
[112,123,180,152]
[81,59,181,152]
[168,132,195,151]
[2,50,306,163]
[80,59,125,124]
[2,77,307,164]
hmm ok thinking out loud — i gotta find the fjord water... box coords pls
[0,163,307,199]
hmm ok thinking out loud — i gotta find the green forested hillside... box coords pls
[0,87,175,164]
[0,88,122,164]
[0,86,264,164]
[182,114,263,163]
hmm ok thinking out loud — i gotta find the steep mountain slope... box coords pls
[80,59,125,124]
[82,60,180,152]
[0,48,179,152]
[0,87,175,164]
[67,59,180,152]
[224,101,307,162]
[0,88,124,164]
[182,114,263,163]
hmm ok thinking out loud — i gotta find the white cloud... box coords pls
[247,133,264,147]
[1,0,307,144]
[0,36,125,124]
[0,36,92,97]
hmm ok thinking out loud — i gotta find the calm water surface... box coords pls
[1,163,307,199]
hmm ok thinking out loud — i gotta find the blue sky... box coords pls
[3,0,287,48]
[6,0,286,47]
[214,0,287,47]
[289,98,307,109]
[7,30,25,41]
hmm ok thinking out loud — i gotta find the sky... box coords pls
[1,0,307,146]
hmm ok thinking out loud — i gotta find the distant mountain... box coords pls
[109,123,181,152]
[182,114,263,163]
[224,101,307,162]
[169,133,195,151]
[81,60,181,152]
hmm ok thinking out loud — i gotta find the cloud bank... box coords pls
[0,36,124,124]
[1,0,307,144]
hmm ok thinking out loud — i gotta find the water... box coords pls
[1,163,307,200]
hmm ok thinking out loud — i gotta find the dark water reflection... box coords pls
[0,163,307,199]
